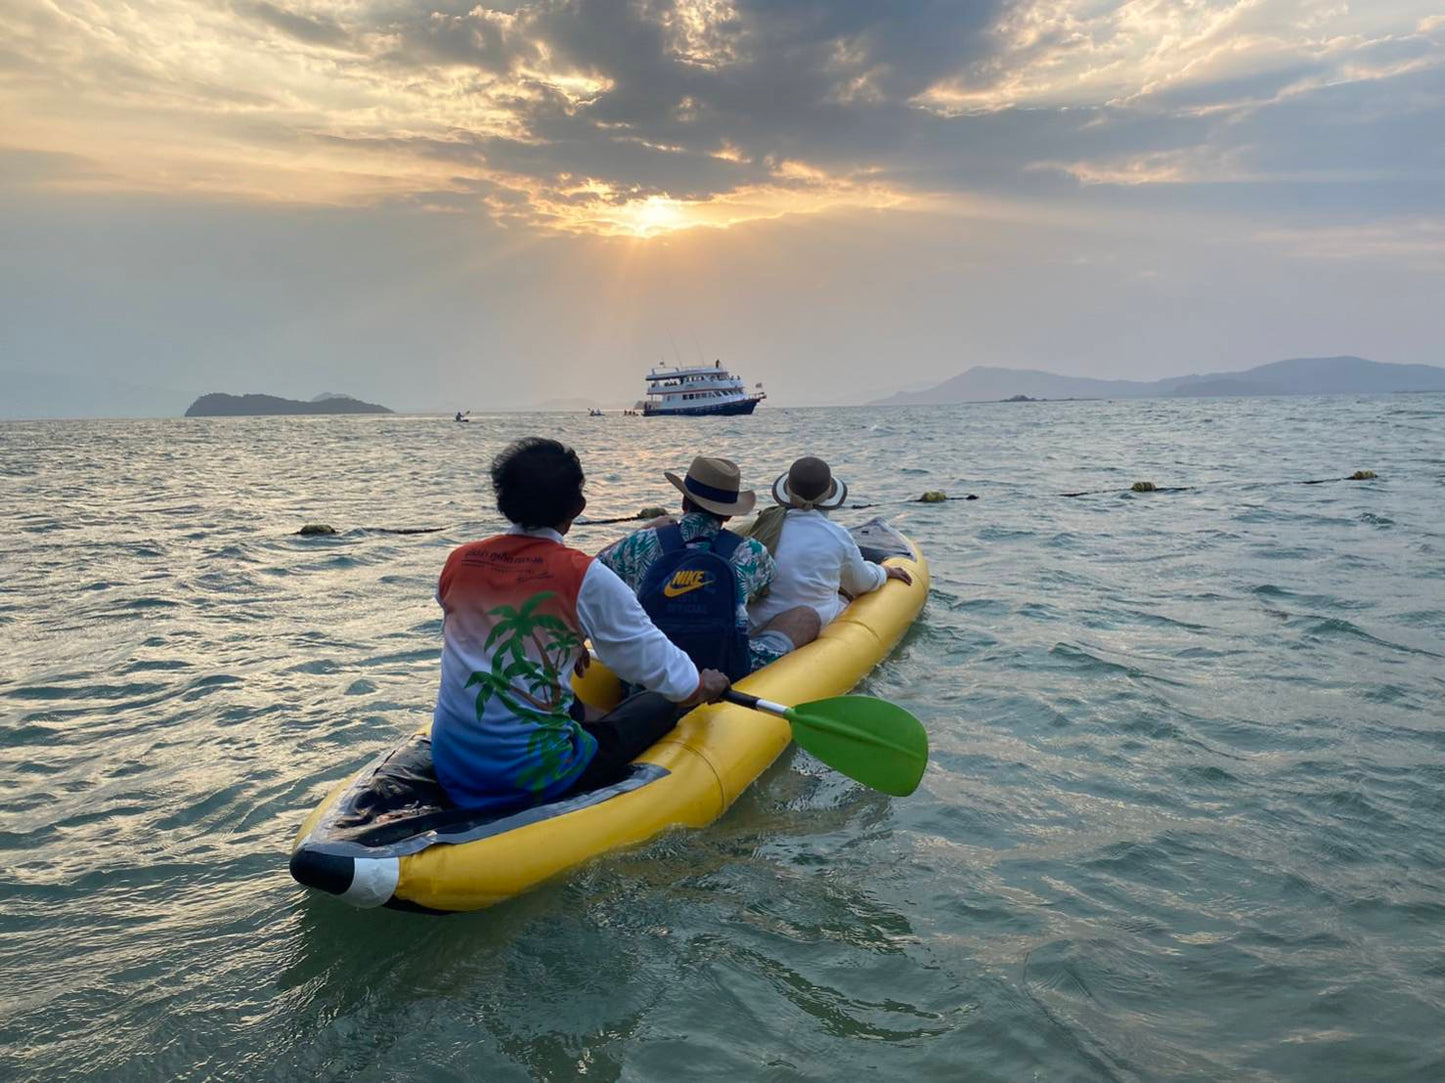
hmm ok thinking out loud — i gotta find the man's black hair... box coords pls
[680,496,726,522]
[491,437,585,529]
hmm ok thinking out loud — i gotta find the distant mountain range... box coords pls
[872,356,1445,405]
[184,393,393,416]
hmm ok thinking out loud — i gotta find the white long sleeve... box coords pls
[577,560,700,702]
[747,509,888,629]
[837,528,889,598]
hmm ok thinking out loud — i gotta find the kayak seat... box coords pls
[324,733,668,850]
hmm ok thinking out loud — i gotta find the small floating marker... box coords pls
[637,506,668,519]
[918,491,948,503]
[297,523,337,536]
[1131,481,1157,493]
[1347,470,1377,481]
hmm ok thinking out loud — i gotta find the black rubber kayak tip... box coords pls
[289,848,354,896]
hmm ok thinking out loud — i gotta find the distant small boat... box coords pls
[643,360,765,417]
[588,408,604,417]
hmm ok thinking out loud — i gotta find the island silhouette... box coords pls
[184,392,393,417]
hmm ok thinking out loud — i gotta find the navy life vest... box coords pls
[639,525,751,681]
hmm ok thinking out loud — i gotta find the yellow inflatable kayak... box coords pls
[289,519,928,912]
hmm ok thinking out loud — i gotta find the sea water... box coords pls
[1,397,1443,1080]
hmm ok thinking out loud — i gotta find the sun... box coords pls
[622,196,689,237]
[530,173,911,238]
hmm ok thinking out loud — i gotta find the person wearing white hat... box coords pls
[599,455,820,675]
[747,456,912,632]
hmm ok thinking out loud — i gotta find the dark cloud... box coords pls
[324,0,1441,225]
[375,2,544,70]
[536,0,1004,143]
[341,0,1007,201]
[236,1,351,47]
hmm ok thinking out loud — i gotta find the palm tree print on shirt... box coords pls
[464,591,590,793]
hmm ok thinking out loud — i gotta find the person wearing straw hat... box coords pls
[746,456,913,632]
[599,455,821,676]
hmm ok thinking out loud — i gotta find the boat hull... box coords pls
[290,527,927,913]
[644,398,760,417]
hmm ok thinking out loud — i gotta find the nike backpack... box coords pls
[639,525,752,681]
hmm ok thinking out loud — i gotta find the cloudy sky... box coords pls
[2,0,1442,413]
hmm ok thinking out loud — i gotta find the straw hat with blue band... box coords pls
[664,456,757,517]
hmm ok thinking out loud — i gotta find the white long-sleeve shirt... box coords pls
[746,509,887,629]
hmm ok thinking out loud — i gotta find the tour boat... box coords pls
[642,362,765,417]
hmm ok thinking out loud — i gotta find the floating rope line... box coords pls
[576,493,978,525]
[1060,482,1193,497]
[1061,470,1380,498]
[846,491,979,510]
[295,524,445,536]
[574,506,670,526]
[292,473,1381,535]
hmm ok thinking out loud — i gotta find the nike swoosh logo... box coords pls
[663,580,710,598]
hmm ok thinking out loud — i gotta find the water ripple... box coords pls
[2,399,1444,1079]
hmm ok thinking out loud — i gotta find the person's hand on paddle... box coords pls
[684,668,730,706]
[885,565,913,586]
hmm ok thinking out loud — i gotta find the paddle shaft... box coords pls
[722,690,790,717]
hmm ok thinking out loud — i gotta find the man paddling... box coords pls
[430,437,729,811]
[598,455,820,677]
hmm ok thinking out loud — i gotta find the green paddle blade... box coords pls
[784,695,929,797]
